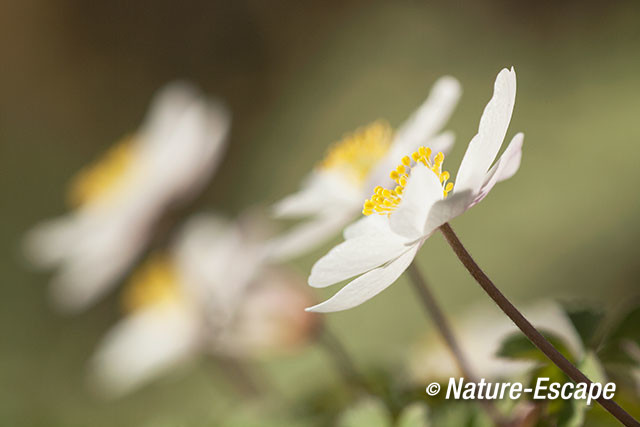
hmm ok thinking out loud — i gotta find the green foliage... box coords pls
[564,306,604,348]
[338,398,393,427]
[396,403,430,427]
[496,329,577,364]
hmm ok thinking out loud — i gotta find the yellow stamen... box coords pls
[319,121,392,185]
[121,253,183,313]
[67,136,136,208]
[362,146,454,216]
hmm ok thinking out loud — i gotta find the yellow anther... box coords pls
[318,121,392,185]
[122,253,183,313]
[445,182,454,193]
[68,136,136,208]
[362,146,454,217]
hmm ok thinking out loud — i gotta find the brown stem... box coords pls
[407,263,508,427]
[439,222,639,427]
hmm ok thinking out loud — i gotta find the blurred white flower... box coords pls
[269,76,461,261]
[307,68,523,312]
[89,214,319,397]
[407,301,584,383]
[23,82,231,312]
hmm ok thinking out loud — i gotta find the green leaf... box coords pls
[598,304,640,365]
[337,397,392,427]
[396,402,430,427]
[564,306,604,349]
[555,352,605,427]
[608,305,640,345]
[496,329,576,363]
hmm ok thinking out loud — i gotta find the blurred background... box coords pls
[1,1,639,425]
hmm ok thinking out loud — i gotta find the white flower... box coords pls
[89,214,318,397]
[307,68,523,313]
[23,82,231,312]
[408,301,584,383]
[269,76,461,261]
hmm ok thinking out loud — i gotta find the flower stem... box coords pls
[407,262,508,427]
[318,325,369,393]
[215,356,263,397]
[439,222,639,427]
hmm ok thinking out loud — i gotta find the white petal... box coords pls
[424,131,455,157]
[389,163,444,240]
[366,74,461,193]
[139,82,200,146]
[23,216,81,268]
[173,214,262,314]
[143,98,231,203]
[343,214,388,240]
[266,210,354,262]
[422,190,475,235]
[391,76,462,156]
[306,244,419,313]
[88,304,200,397]
[45,212,151,313]
[471,133,524,207]
[308,229,409,288]
[272,171,359,218]
[455,68,517,194]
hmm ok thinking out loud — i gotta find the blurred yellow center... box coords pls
[362,146,454,216]
[122,254,183,313]
[67,136,136,208]
[318,121,392,185]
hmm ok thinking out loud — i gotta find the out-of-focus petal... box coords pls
[214,267,320,357]
[23,216,81,268]
[88,303,201,398]
[139,81,200,147]
[143,97,231,204]
[266,209,355,262]
[455,68,517,194]
[306,244,419,313]
[308,228,410,288]
[391,76,461,157]
[173,214,261,316]
[273,171,359,218]
[389,164,444,240]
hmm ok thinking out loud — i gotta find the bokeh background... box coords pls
[1,1,639,425]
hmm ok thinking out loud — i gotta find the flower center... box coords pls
[362,146,454,216]
[67,136,136,208]
[318,121,392,186]
[121,253,183,313]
